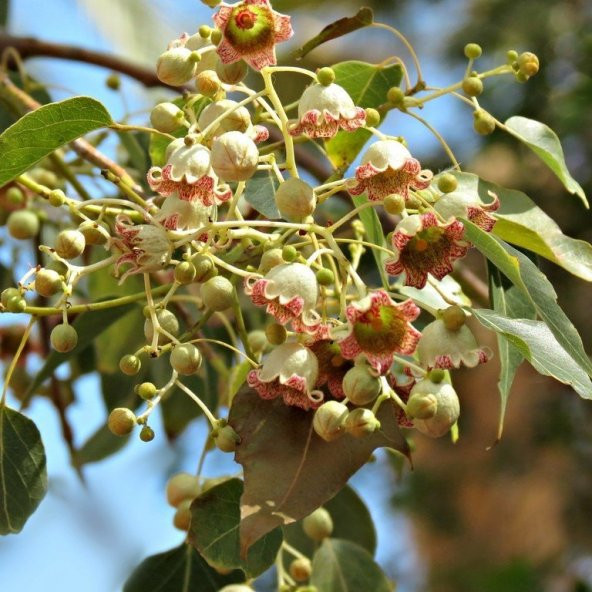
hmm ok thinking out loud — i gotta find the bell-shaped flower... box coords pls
[348,140,432,202]
[156,193,213,231]
[385,212,469,289]
[434,190,500,232]
[289,83,366,139]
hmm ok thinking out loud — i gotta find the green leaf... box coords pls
[0,96,112,186]
[487,263,537,440]
[399,275,471,314]
[228,359,252,403]
[0,406,47,535]
[310,539,392,592]
[123,543,244,592]
[73,424,131,467]
[504,116,587,207]
[471,309,592,399]
[452,172,592,281]
[243,169,280,219]
[188,478,283,578]
[325,61,402,168]
[463,220,592,378]
[229,389,409,554]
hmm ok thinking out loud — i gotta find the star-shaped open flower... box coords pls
[335,289,421,374]
[434,189,500,232]
[385,212,469,289]
[213,0,293,71]
[348,140,432,201]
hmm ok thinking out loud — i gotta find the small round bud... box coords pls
[215,425,241,453]
[473,109,496,135]
[7,210,39,240]
[6,186,24,205]
[201,276,234,311]
[6,296,26,313]
[140,425,155,442]
[303,507,333,542]
[211,131,259,182]
[464,43,482,59]
[406,392,438,420]
[383,193,406,215]
[265,323,287,346]
[144,309,180,344]
[274,178,316,223]
[210,29,222,45]
[199,25,212,38]
[342,365,381,406]
[166,472,200,507]
[429,369,447,383]
[1,288,20,308]
[34,268,62,298]
[193,255,217,282]
[48,189,66,207]
[313,401,348,442]
[170,343,202,375]
[411,379,460,438]
[507,50,518,63]
[290,557,312,582]
[437,173,458,194]
[344,408,381,438]
[175,261,197,284]
[198,99,251,137]
[462,76,483,97]
[316,67,335,86]
[173,499,192,531]
[387,86,405,106]
[137,382,157,400]
[514,71,529,83]
[106,73,121,90]
[108,407,136,436]
[259,248,284,273]
[55,229,85,259]
[216,59,248,85]
[78,220,109,245]
[30,168,62,189]
[120,354,141,376]
[156,47,197,86]
[441,305,466,331]
[316,268,334,286]
[150,102,185,133]
[50,324,78,353]
[518,51,539,77]
[282,245,298,262]
[364,108,380,128]
[247,330,268,354]
[196,70,222,96]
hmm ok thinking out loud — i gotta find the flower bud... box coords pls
[215,424,240,453]
[342,365,381,406]
[313,401,348,442]
[518,52,539,77]
[6,186,24,205]
[144,309,180,344]
[316,67,335,86]
[166,472,200,507]
[383,193,406,215]
[201,276,234,311]
[265,323,287,346]
[175,261,197,284]
[210,131,258,182]
[170,343,202,375]
[303,507,333,541]
[34,268,62,298]
[150,102,186,133]
[6,295,26,313]
[1,288,20,308]
[282,245,298,262]
[387,86,405,106]
[120,354,141,376]
[464,43,482,59]
[364,108,380,128]
[437,173,458,194]
[462,76,483,97]
[173,499,192,530]
[156,47,198,86]
[247,330,268,354]
[137,382,157,400]
[78,220,109,245]
[216,59,248,84]
[411,379,460,438]
[193,255,217,282]
[259,248,284,273]
[50,323,78,353]
[140,425,155,442]
[7,210,39,240]
[441,305,466,331]
[48,189,66,207]
[290,557,312,582]
[106,73,120,90]
[198,99,251,138]
[274,178,316,223]
[108,407,136,436]
[473,109,496,135]
[316,268,334,286]
[406,392,438,420]
[55,229,85,259]
[344,408,380,438]
[195,70,222,96]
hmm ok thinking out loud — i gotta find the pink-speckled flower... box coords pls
[335,289,421,374]
[308,339,351,401]
[349,140,432,202]
[114,216,172,281]
[385,212,470,289]
[213,0,293,71]
[247,342,322,410]
[147,138,232,206]
[434,190,500,232]
[289,83,366,139]
[157,194,213,231]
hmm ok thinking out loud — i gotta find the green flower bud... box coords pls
[344,408,380,438]
[210,28,222,45]
[34,268,62,298]
[50,323,78,353]
[259,248,284,273]
[216,59,248,85]
[170,343,202,375]
[48,189,66,207]
[290,557,312,582]
[173,499,192,530]
[211,131,259,182]
[473,109,496,135]
[364,108,381,128]
[201,276,234,311]
[428,369,446,383]
[7,210,39,240]
[247,330,268,354]
[387,86,405,106]
[462,76,483,97]
[195,70,222,97]
[518,52,539,77]
[199,24,212,38]
[316,268,334,286]
[506,50,518,63]
[514,71,529,83]
[6,186,24,205]
[316,67,335,86]
[106,73,121,90]
[150,102,186,133]
[441,305,466,331]
[411,379,460,438]
[193,255,217,282]
[137,382,157,400]
[78,220,109,246]
[282,245,298,262]
[6,296,26,313]
[30,168,62,189]
[175,261,197,284]
[166,472,200,507]
[464,43,482,59]
[313,401,348,442]
[140,425,155,442]
[215,425,240,452]
[274,178,317,223]
[119,354,141,376]
[265,323,287,345]
[144,309,180,344]
[156,47,198,86]
[383,193,406,215]
[1,288,20,308]
[55,229,85,259]
[303,507,333,542]
[342,364,381,406]
[406,392,438,420]
[108,407,136,436]
[436,173,458,194]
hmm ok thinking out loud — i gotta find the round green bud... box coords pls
[170,343,202,375]
[342,365,382,406]
[7,296,26,313]
[34,268,62,298]
[210,29,222,45]
[199,24,212,37]
[201,0,221,7]
[247,330,268,354]
[50,323,78,353]
[201,276,234,311]
[274,178,316,223]
[514,71,529,83]
[506,50,518,63]
[290,557,312,582]
[316,67,335,86]
[344,408,381,438]
[193,255,217,282]
[411,379,460,438]
[55,229,85,259]
[137,382,157,400]
[441,305,466,331]
[282,245,298,263]
[473,109,496,135]
[428,369,447,383]
[406,392,438,420]
[437,173,458,194]
[166,472,200,507]
[518,52,539,77]
[1,288,20,308]
[140,425,155,442]
[383,193,406,215]
[48,189,66,207]
[6,186,24,205]
[120,354,141,376]
[364,107,380,128]
[215,425,241,453]
[462,76,483,97]
[7,210,39,240]
[175,261,197,284]
[265,323,287,346]
[313,401,348,442]
[150,102,185,133]
[259,248,284,273]
[216,59,248,85]
[387,86,405,106]
[30,168,62,189]
[108,407,136,436]
[316,268,334,286]
[106,73,121,90]
[173,499,192,531]
[464,43,482,59]
[303,507,333,542]
[78,220,109,246]
[144,309,180,344]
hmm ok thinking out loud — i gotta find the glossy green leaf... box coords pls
[463,220,592,378]
[229,389,409,555]
[0,96,112,186]
[244,169,280,219]
[504,116,587,207]
[471,309,592,399]
[123,543,244,592]
[188,478,283,578]
[310,539,392,592]
[0,406,47,535]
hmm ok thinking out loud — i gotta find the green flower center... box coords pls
[353,305,406,354]
[402,227,448,270]
[226,4,274,50]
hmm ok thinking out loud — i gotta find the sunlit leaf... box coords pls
[244,169,280,219]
